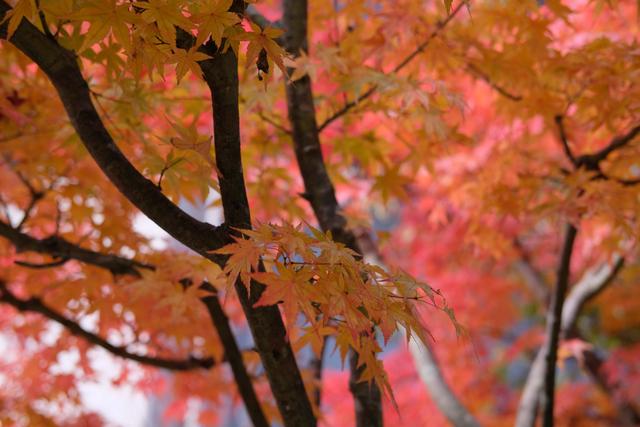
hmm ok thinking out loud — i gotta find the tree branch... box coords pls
[554,115,578,167]
[580,346,640,425]
[515,347,546,427]
[561,255,624,336]
[409,339,481,427]
[0,282,214,371]
[590,124,640,164]
[317,1,468,132]
[614,176,640,186]
[281,0,360,258]
[540,223,577,427]
[200,282,269,427]
[0,220,153,277]
[559,255,639,424]
[348,349,382,427]
[14,258,69,269]
[466,63,523,102]
[516,224,579,427]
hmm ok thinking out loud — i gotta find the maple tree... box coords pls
[0,0,639,426]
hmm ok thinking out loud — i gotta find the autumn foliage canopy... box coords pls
[0,0,639,426]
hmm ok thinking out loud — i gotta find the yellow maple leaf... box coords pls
[192,0,240,48]
[252,264,315,332]
[137,0,193,45]
[372,163,412,203]
[286,50,317,82]
[70,0,137,52]
[169,46,211,83]
[295,324,336,356]
[235,22,287,78]
[212,235,263,291]
[333,325,355,368]
[167,116,213,164]
[2,0,36,39]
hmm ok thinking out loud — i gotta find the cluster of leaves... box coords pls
[214,223,459,397]
[2,0,286,82]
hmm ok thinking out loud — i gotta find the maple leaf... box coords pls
[169,46,211,83]
[167,117,214,164]
[273,222,315,259]
[130,37,173,79]
[236,22,288,78]
[136,0,193,45]
[212,235,263,291]
[252,263,316,332]
[333,325,355,368]
[372,163,412,203]
[285,50,318,82]
[70,0,137,53]
[444,0,453,14]
[84,42,126,77]
[295,323,336,356]
[2,0,36,39]
[192,0,240,48]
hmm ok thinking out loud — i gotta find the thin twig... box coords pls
[466,63,523,101]
[4,157,66,231]
[3,163,46,230]
[200,282,269,427]
[0,132,27,143]
[590,124,640,163]
[16,192,43,230]
[0,129,59,144]
[90,88,129,104]
[554,115,578,167]
[156,158,183,191]
[258,111,291,134]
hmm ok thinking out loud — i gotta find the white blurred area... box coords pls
[70,349,149,427]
